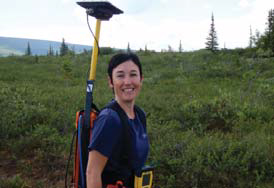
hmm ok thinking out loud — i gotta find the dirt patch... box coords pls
[0,149,68,187]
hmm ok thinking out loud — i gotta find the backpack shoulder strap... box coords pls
[134,105,146,129]
[104,101,146,163]
[103,101,147,185]
[105,101,146,130]
[105,101,131,164]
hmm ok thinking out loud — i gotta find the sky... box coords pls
[1,0,274,51]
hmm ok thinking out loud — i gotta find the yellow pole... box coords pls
[89,19,101,80]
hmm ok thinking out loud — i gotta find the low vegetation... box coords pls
[0,50,273,187]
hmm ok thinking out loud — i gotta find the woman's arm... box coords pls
[86,150,108,188]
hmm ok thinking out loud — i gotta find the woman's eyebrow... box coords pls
[115,70,125,74]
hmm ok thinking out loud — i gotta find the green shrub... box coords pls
[0,175,28,188]
[149,128,274,188]
[0,86,48,140]
[11,125,67,166]
[174,96,238,135]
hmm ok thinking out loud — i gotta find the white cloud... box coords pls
[73,6,87,24]
[160,0,169,4]
[1,0,274,51]
[203,3,212,10]
[246,0,274,32]
[62,0,70,3]
[238,0,250,8]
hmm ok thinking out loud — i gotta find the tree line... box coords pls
[128,8,274,55]
[206,9,274,55]
[25,8,274,56]
[24,38,77,57]
[24,38,119,57]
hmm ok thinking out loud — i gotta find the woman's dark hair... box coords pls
[108,52,142,83]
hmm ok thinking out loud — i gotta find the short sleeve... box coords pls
[88,108,123,158]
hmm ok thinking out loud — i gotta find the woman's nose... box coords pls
[124,75,131,84]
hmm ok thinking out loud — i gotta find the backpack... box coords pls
[65,101,146,188]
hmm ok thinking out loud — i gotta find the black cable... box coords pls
[86,12,101,81]
[65,13,102,188]
[86,12,100,56]
[65,129,77,188]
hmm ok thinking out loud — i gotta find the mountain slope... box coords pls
[0,36,92,56]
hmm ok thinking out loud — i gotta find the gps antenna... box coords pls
[73,2,123,188]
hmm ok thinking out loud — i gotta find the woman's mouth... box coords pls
[122,88,134,92]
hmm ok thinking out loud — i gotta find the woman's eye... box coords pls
[117,74,124,78]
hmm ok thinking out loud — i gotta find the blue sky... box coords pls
[1,0,274,51]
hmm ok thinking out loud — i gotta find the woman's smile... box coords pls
[109,60,143,104]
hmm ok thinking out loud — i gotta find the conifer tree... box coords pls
[25,42,32,56]
[60,38,69,56]
[249,25,254,48]
[179,40,183,52]
[254,30,260,47]
[127,42,131,52]
[266,9,274,53]
[257,9,274,53]
[83,49,88,55]
[48,45,54,56]
[145,44,148,52]
[205,13,218,52]
[168,45,173,52]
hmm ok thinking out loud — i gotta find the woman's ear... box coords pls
[139,75,144,87]
[141,75,144,82]
[108,76,113,89]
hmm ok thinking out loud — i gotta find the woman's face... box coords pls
[109,60,143,104]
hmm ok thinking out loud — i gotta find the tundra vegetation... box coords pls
[0,48,273,187]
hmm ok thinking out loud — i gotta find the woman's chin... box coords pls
[120,96,135,103]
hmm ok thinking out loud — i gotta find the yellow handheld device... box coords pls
[134,166,154,188]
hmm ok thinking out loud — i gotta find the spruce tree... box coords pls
[266,9,274,53]
[60,38,69,56]
[48,45,54,56]
[25,42,32,56]
[249,25,254,48]
[127,42,131,52]
[179,40,183,52]
[253,30,261,47]
[205,13,218,52]
[257,9,274,53]
[168,45,173,52]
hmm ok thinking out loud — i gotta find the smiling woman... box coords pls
[86,53,149,188]
[109,61,143,110]
[108,54,143,112]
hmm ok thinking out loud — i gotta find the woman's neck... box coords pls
[115,99,135,119]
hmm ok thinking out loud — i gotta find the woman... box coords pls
[86,53,149,188]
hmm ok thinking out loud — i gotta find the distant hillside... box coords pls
[0,36,92,56]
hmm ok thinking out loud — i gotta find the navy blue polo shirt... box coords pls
[88,105,149,183]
